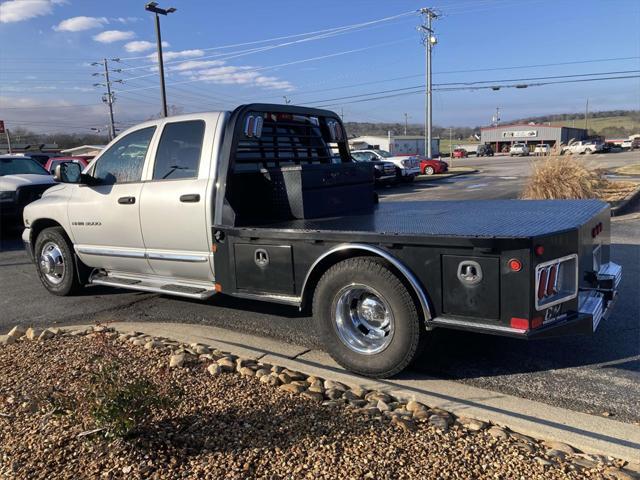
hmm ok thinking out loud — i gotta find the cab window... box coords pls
[93,127,155,184]
[152,120,205,180]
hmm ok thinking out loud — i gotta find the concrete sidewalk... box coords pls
[69,321,640,465]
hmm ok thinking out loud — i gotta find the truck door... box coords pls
[139,118,216,281]
[69,126,156,274]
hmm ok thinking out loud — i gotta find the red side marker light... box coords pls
[508,259,522,272]
[534,245,544,256]
[510,317,529,330]
[530,316,544,329]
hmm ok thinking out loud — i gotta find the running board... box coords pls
[90,272,216,300]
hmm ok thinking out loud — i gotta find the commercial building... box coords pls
[480,124,588,152]
[349,135,440,157]
[60,144,105,159]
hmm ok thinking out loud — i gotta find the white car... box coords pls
[621,140,633,150]
[351,149,420,182]
[533,144,551,156]
[509,143,529,156]
[0,155,56,225]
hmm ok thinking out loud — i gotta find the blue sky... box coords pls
[0,0,639,133]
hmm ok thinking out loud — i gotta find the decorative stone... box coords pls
[488,427,509,440]
[376,400,391,412]
[271,366,283,374]
[458,417,488,431]
[132,339,146,347]
[406,400,426,412]
[194,345,211,355]
[281,369,306,381]
[278,373,293,384]
[342,390,361,401]
[7,326,27,338]
[604,467,636,480]
[291,380,309,388]
[350,386,368,398]
[325,388,343,400]
[260,374,280,386]
[308,385,324,394]
[392,416,417,432]
[38,330,54,341]
[535,457,553,467]
[428,415,450,431]
[279,383,305,394]
[207,364,222,376]
[25,328,41,340]
[572,457,598,470]
[543,441,575,454]
[255,368,270,378]
[348,399,368,408]
[301,391,324,402]
[49,328,61,335]
[169,354,185,368]
[217,357,235,372]
[0,336,16,345]
[239,367,256,377]
[144,340,163,350]
[412,409,430,421]
[360,407,381,417]
[322,400,344,408]
[324,380,347,391]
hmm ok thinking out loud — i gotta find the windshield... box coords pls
[374,150,393,158]
[0,157,50,176]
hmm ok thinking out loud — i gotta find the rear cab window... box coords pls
[152,120,205,180]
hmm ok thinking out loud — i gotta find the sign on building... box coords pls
[501,130,537,138]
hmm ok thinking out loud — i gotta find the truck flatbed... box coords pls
[231,199,608,240]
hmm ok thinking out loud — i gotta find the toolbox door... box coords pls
[233,243,295,295]
[442,255,500,319]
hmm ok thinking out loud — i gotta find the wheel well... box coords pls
[300,247,432,324]
[29,219,65,253]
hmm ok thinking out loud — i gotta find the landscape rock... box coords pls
[0,335,16,346]
[543,440,576,454]
[279,383,305,394]
[217,357,235,372]
[169,354,186,368]
[458,416,488,431]
[281,369,306,381]
[406,400,426,412]
[239,367,256,377]
[360,407,381,417]
[7,326,27,338]
[324,379,347,391]
[412,409,430,421]
[259,374,280,386]
[144,340,164,350]
[604,467,637,480]
[255,368,270,378]
[301,391,324,402]
[535,457,554,467]
[207,364,222,376]
[26,328,41,340]
[350,386,368,398]
[325,388,343,400]
[38,330,54,341]
[376,400,391,412]
[428,415,450,431]
[487,427,509,440]
[365,391,392,403]
[194,345,211,355]
[392,416,417,432]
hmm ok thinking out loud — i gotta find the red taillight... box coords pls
[510,317,529,330]
[546,264,558,296]
[537,268,549,300]
[535,245,545,256]
[531,316,544,329]
[509,259,522,272]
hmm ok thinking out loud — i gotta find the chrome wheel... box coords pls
[333,284,395,355]
[39,241,65,285]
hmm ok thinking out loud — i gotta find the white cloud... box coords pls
[93,30,135,43]
[0,0,65,24]
[187,65,293,91]
[170,60,225,72]
[53,16,107,32]
[112,16,139,24]
[147,49,205,62]
[124,40,169,53]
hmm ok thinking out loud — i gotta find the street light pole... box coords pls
[419,8,438,159]
[145,2,176,118]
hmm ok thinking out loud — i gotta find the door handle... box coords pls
[180,194,200,203]
[118,196,135,205]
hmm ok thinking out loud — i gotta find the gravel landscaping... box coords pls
[1,326,638,479]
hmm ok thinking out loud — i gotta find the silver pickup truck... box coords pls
[22,104,621,378]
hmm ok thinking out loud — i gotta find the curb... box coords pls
[55,321,640,466]
[415,168,479,182]
[611,184,640,216]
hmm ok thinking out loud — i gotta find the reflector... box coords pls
[510,317,529,330]
[537,268,548,299]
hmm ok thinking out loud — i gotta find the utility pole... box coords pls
[145,2,176,118]
[340,107,344,121]
[584,98,589,131]
[403,113,409,135]
[91,59,120,141]
[449,126,452,160]
[283,95,291,104]
[419,8,438,159]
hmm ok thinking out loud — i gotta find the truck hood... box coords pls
[384,156,418,168]
[0,174,56,191]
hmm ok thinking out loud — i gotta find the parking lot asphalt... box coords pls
[1,153,638,423]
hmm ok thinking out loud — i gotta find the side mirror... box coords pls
[54,162,82,183]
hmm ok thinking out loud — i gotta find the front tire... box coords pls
[424,166,435,175]
[312,257,425,378]
[34,227,82,296]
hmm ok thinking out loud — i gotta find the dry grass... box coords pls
[521,156,609,200]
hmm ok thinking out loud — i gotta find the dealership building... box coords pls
[480,124,588,152]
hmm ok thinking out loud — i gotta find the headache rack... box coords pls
[227,107,374,223]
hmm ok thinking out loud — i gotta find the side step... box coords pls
[90,272,216,300]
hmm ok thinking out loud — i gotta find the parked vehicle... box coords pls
[620,140,632,150]
[561,140,602,155]
[455,144,479,155]
[0,155,56,225]
[419,157,448,176]
[350,151,397,185]
[509,143,530,156]
[452,148,467,158]
[24,152,59,166]
[534,144,551,156]
[22,104,622,378]
[44,156,88,175]
[476,145,494,157]
[351,149,420,182]
[631,138,640,150]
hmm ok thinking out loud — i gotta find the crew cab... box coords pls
[1,155,56,225]
[22,104,622,378]
[350,149,420,182]
[509,143,530,156]
[562,140,602,155]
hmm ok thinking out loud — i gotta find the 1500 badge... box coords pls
[72,221,102,226]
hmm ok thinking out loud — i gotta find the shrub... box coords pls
[521,156,608,200]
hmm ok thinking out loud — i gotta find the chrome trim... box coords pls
[90,275,216,300]
[534,254,579,311]
[597,262,622,289]
[232,291,301,306]
[76,246,146,259]
[578,290,604,331]
[300,243,432,322]
[77,246,209,263]
[431,316,526,334]
[146,251,209,263]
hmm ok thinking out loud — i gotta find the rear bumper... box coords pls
[432,262,622,339]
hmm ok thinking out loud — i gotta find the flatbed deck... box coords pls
[231,199,607,240]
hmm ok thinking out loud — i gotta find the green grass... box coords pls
[555,115,640,136]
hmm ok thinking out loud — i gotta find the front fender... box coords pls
[23,184,75,243]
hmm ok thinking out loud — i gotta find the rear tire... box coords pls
[34,227,82,296]
[312,257,425,378]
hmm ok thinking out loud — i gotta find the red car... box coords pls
[43,156,88,175]
[419,158,449,175]
[452,148,468,159]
